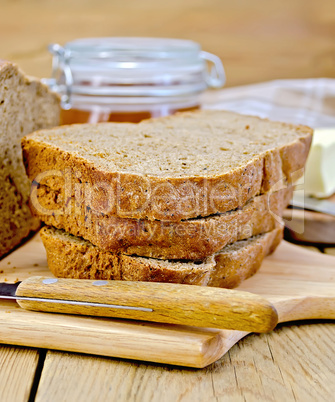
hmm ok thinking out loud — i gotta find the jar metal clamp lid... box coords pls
[44,37,226,110]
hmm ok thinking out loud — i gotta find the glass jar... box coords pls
[45,37,225,124]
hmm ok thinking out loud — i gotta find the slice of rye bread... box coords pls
[0,61,60,258]
[21,110,313,222]
[40,225,283,289]
[31,184,292,260]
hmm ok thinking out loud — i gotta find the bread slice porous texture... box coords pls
[32,184,292,259]
[22,110,312,221]
[0,60,60,258]
[40,225,283,289]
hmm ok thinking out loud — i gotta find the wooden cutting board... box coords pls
[0,233,334,368]
[284,194,335,244]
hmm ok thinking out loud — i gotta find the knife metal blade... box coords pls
[290,194,335,217]
[0,276,278,333]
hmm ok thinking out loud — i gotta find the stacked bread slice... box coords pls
[0,61,60,258]
[21,110,313,287]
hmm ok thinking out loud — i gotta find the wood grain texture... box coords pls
[0,0,334,396]
[0,233,334,369]
[0,345,40,402]
[16,276,278,332]
[294,244,322,253]
[34,323,335,402]
[284,195,335,244]
[324,247,335,256]
[0,299,226,368]
[0,0,334,88]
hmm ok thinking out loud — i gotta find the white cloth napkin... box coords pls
[201,78,335,128]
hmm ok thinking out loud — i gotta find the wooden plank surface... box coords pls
[34,322,335,402]
[0,345,40,402]
[0,234,334,400]
[1,0,335,399]
[284,195,335,244]
[0,0,334,87]
[0,233,335,369]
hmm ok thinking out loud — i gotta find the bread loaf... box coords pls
[0,61,60,257]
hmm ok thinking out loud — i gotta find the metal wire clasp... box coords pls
[200,51,226,88]
[47,43,74,109]
[43,41,226,105]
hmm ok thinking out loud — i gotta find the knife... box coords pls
[290,194,335,217]
[0,276,278,333]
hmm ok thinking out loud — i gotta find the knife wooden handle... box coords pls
[16,276,278,332]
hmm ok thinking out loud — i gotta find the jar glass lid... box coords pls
[65,37,201,60]
[46,37,226,108]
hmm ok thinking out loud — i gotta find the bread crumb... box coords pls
[7,262,10,265]
[0,61,59,260]
[0,270,3,274]
[33,263,39,267]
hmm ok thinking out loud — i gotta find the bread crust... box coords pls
[21,110,312,221]
[0,60,60,257]
[31,184,292,259]
[40,225,283,289]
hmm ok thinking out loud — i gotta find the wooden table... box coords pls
[1,243,335,402]
[1,0,335,87]
[1,1,335,400]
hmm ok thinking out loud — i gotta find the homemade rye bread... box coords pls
[0,61,60,258]
[40,225,283,289]
[32,184,292,260]
[21,110,313,222]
